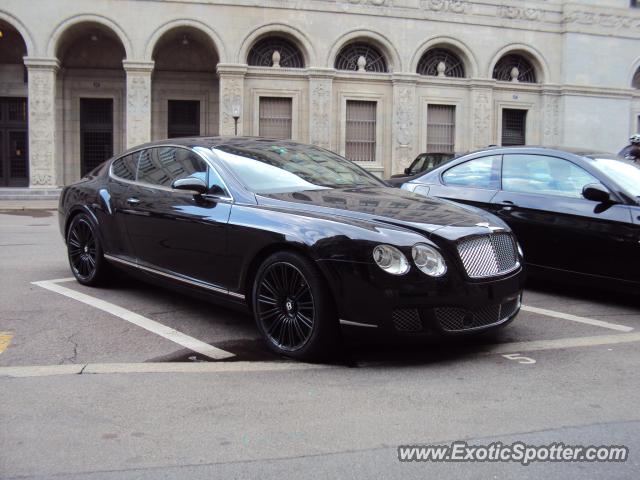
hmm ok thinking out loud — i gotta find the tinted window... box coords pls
[111,153,138,181]
[136,147,207,188]
[591,157,640,197]
[442,155,500,189]
[502,155,599,198]
[213,141,383,194]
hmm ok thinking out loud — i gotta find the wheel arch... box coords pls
[64,205,101,244]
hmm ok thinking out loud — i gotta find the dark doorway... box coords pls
[502,109,527,146]
[80,98,113,176]
[0,97,28,187]
[167,100,200,138]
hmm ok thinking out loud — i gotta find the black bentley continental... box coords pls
[59,138,525,360]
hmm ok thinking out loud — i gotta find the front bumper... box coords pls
[317,259,525,336]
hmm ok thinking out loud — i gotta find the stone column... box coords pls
[123,61,154,149]
[391,75,418,175]
[24,57,59,188]
[470,86,494,149]
[541,89,562,146]
[308,69,334,149]
[217,64,247,136]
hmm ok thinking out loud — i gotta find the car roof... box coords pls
[458,145,618,159]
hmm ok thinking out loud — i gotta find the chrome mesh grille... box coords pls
[435,296,521,332]
[392,309,423,332]
[457,233,518,278]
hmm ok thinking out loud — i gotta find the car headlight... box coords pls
[412,243,447,277]
[372,245,410,275]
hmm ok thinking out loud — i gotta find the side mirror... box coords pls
[404,167,411,175]
[172,177,207,195]
[582,183,611,203]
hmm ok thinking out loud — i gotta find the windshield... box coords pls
[213,141,384,194]
[590,157,640,197]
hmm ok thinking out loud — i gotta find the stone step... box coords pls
[0,188,61,201]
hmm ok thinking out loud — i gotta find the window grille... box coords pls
[335,42,388,73]
[345,100,377,162]
[259,97,293,139]
[80,98,113,176]
[427,105,456,153]
[502,109,527,146]
[417,48,465,78]
[248,37,305,68]
[493,55,537,83]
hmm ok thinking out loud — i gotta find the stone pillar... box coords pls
[123,61,154,149]
[24,57,59,188]
[308,69,334,149]
[391,75,418,175]
[217,64,247,136]
[541,89,562,146]
[470,86,494,149]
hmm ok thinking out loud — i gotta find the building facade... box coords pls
[1,0,639,188]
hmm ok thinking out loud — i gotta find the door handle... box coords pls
[498,200,515,211]
[126,197,140,205]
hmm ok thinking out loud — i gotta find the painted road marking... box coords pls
[32,278,235,361]
[521,304,634,332]
[0,332,13,354]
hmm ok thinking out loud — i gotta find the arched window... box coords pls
[633,68,640,89]
[335,42,388,73]
[417,48,465,78]
[493,54,537,83]
[247,36,305,68]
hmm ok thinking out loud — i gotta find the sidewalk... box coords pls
[0,200,58,210]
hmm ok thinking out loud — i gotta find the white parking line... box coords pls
[521,304,634,332]
[31,278,235,361]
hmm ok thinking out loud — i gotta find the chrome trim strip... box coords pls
[339,319,378,328]
[104,254,245,300]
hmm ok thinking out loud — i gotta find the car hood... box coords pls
[255,187,502,237]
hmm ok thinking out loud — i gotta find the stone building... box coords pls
[0,0,639,189]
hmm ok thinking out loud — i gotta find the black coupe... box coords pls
[59,138,524,360]
[402,146,640,289]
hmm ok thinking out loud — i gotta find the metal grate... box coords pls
[335,42,388,73]
[417,48,465,78]
[345,100,376,162]
[457,233,518,279]
[493,54,537,83]
[80,98,113,176]
[259,97,293,139]
[9,131,27,179]
[435,296,521,332]
[248,37,305,68]
[168,100,200,138]
[392,309,423,332]
[427,105,456,153]
[0,97,29,186]
[502,109,527,146]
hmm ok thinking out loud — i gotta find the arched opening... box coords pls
[334,42,388,73]
[248,35,305,68]
[56,22,126,181]
[0,20,28,186]
[151,27,219,139]
[493,54,537,83]
[417,47,466,78]
[633,67,640,89]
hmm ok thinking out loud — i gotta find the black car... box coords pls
[402,146,640,289]
[59,138,524,360]
[386,152,455,187]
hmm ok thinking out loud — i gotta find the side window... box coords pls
[410,155,426,175]
[136,147,208,188]
[207,166,228,195]
[111,153,138,181]
[502,155,599,198]
[442,155,500,189]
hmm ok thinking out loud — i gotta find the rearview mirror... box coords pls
[404,167,411,175]
[172,177,207,195]
[582,183,611,203]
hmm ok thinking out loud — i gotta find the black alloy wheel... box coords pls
[67,214,109,286]
[253,252,340,360]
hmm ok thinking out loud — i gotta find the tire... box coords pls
[252,251,341,361]
[66,213,110,286]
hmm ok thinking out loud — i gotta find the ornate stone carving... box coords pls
[499,5,543,21]
[340,0,389,6]
[309,79,332,149]
[420,0,469,14]
[564,10,640,30]
[472,90,491,149]
[125,69,152,148]
[220,75,244,136]
[543,94,561,146]
[392,83,416,171]
[26,61,58,187]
